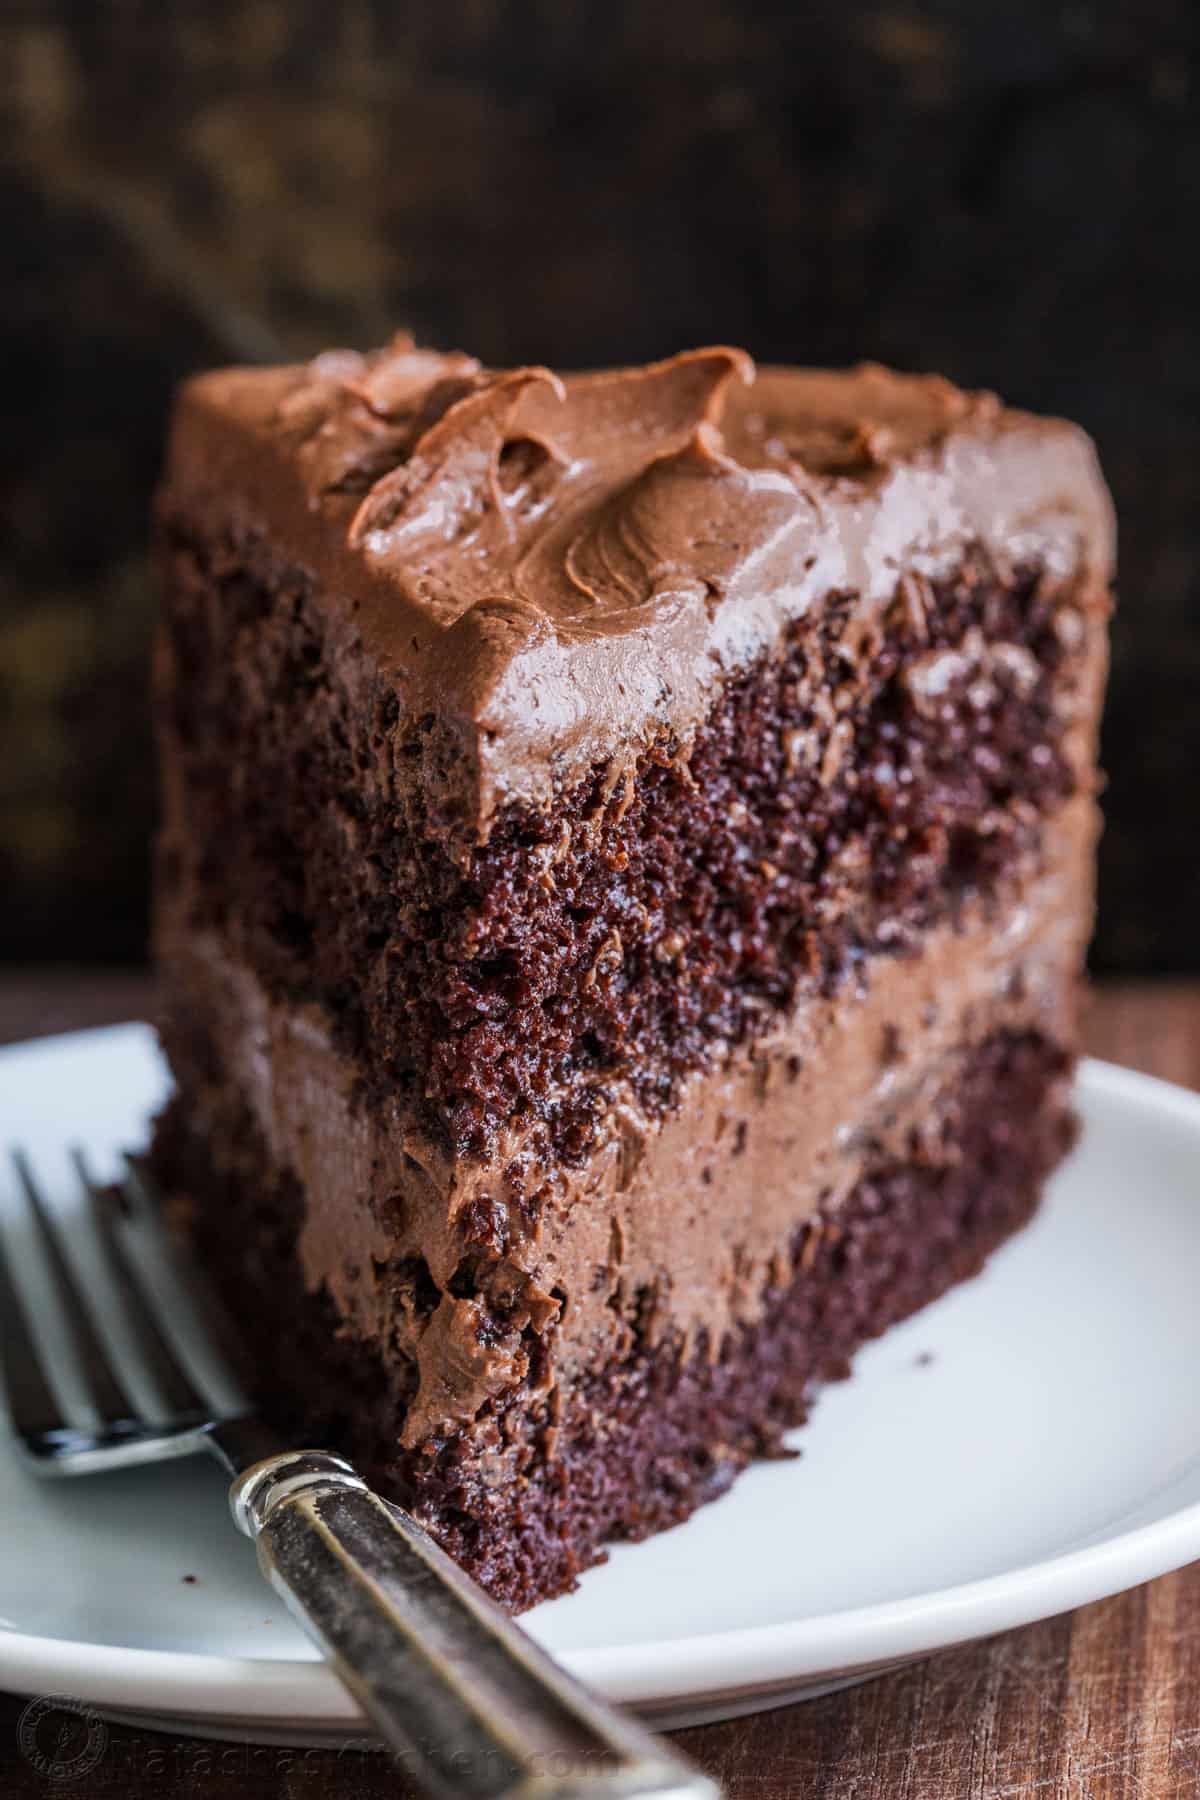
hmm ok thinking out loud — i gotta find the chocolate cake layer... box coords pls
[153,1025,1075,1611]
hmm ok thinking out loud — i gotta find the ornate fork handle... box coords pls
[231,1450,717,1800]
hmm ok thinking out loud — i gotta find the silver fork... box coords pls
[0,1148,718,1800]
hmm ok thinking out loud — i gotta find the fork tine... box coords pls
[10,1149,139,1431]
[0,1197,66,1443]
[70,1149,209,1428]
[116,1156,248,1419]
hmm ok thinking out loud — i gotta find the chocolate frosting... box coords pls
[166,337,1115,828]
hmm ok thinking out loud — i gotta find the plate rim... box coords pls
[1,1032,1199,1723]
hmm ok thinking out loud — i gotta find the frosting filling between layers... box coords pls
[157,791,1092,1445]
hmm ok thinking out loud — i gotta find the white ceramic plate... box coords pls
[1,1025,1199,1738]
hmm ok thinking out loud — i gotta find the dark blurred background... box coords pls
[2,1,1197,972]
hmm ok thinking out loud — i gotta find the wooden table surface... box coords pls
[2,973,1199,1799]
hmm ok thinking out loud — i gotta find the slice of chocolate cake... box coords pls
[151,338,1113,1610]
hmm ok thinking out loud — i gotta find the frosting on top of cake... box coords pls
[165,337,1114,826]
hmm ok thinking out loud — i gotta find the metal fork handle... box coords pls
[230,1451,716,1800]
